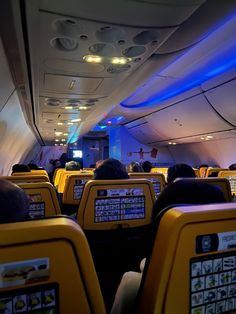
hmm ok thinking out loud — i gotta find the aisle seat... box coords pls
[57,170,81,194]
[77,178,156,310]
[138,203,236,314]
[62,173,93,205]
[0,217,106,314]
[18,182,61,218]
[53,169,66,187]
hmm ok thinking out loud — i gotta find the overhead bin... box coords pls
[126,94,232,144]
[204,78,236,126]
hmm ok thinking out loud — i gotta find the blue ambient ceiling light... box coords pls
[121,13,236,108]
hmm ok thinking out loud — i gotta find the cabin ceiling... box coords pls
[2,0,236,147]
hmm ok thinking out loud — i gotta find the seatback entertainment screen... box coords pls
[94,187,145,223]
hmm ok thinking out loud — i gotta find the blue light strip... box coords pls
[121,14,236,108]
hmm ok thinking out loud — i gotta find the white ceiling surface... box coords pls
[21,0,236,145]
[24,0,205,144]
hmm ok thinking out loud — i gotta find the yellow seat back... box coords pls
[205,167,228,177]
[138,203,236,314]
[77,179,156,230]
[30,169,49,177]
[150,167,168,175]
[151,167,168,181]
[53,168,65,187]
[0,217,105,314]
[175,177,232,202]
[82,168,95,172]
[199,166,208,177]
[62,173,93,205]
[57,170,81,194]
[218,170,236,197]
[128,172,166,196]
[18,182,61,218]
[1,175,49,183]
[193,168,200,177]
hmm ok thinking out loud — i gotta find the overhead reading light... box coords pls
[55,139,59,142]
[55,132,63,136]
[111,57,129,64]
[63,133,68,136]
[79,106,87,110]
[83,55,102,63]
[71,118,81,122]
[61,139,66,142]
[65,106,73,110]
[67,122,74,125]
[201,135,214,140]
[57,122,63,125]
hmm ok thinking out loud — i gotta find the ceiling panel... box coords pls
[125,94,232,144]
[204,79,236,127]
[0,39,15,112]
[39,0,205,27]
[44,74,103,94]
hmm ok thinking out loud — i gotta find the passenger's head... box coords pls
[94,158,129,180]
[65,160,81,171]
[142,161,153,173]
[127,161,144,173]
[199,164,208,169]
[0,180,30,223]
[27,163,39,170]
[229,163,236,170]
[95,160,104,168]
[152,179,226,220]
[11,164,31,174]
[167,163,196,184]
[51,159,61,168]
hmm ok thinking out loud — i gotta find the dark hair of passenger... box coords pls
[93,158,129,180]
[198,164,208,169]
[152,179,226,220]
[65,160,81,170]
[142,161,153,172]
[0,179,30,223]
[51,159,61,167]
[229,163,236,170]
[127,161,144,172]
[27,163,39,170]
[11,164,31,174]
[167,163,196,184]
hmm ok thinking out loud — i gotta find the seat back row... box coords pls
[0,203,235,313]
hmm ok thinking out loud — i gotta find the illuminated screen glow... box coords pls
[72,150,83,158]
[94,195,145,223]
